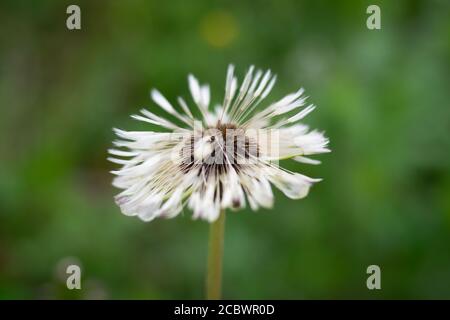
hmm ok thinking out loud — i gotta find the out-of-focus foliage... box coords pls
[0,0,449,299]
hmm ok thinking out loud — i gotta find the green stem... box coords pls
[206,209,226,300]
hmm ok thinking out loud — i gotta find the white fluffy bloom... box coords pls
[109,65,330,222]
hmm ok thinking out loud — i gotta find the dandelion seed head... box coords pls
[109,65,330,222]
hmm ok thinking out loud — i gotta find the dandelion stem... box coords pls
[206,209,226,299]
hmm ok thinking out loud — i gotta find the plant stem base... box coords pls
[206,209,226,300]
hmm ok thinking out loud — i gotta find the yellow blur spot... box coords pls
[200,11,238,48]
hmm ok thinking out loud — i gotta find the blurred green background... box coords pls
[0,0,449,299]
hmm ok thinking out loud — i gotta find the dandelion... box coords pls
[108,65,330,299]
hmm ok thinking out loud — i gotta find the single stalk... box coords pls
[206,209,226,299]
